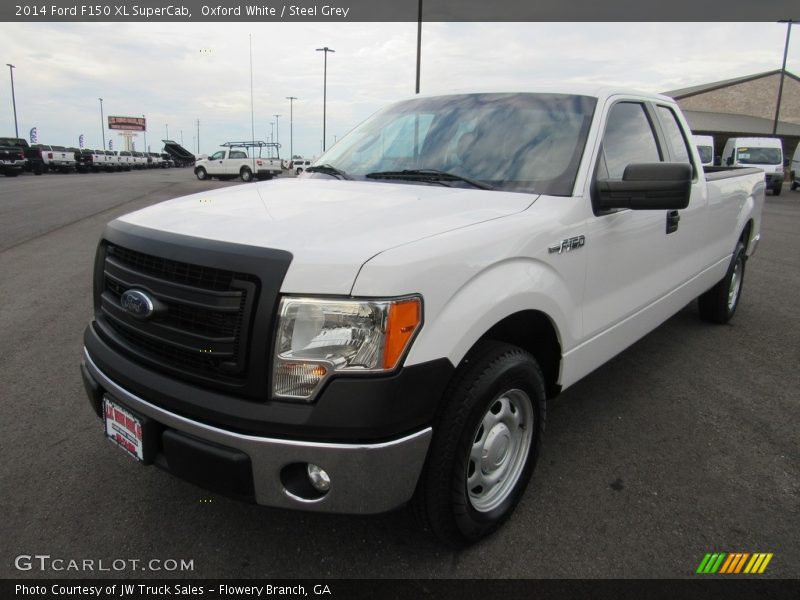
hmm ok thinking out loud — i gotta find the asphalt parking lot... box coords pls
[1,169,798,579]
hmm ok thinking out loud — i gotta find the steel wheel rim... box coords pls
[728,259,742,312]
[467,388,534,513]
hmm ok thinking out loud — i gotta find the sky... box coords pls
[0,21,798,159]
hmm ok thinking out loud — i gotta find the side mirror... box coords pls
[595,162,691,211]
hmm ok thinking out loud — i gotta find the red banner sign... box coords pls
[108,116,146,132]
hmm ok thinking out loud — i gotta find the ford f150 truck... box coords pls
[81,88,765,546]
[194,141,283,182]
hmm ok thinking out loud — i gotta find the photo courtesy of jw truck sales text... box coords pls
[81,87,765,546]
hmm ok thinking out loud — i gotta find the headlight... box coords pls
[272,296,422,401]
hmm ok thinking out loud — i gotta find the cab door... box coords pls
[207,150,226,175]
[651,103,709,284]
[582,99,689,341]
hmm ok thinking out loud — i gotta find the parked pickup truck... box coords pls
[4,137,45,174]
[75,149,108,173]
[81,88,764,546]
[0,137,27,176]
[32,144,76,173]
[194,141,283,182]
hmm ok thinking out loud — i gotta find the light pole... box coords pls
[269,122,274,145]
[7,64,18,137]
[274,114,281,150]
[166,124,169,140]
[773,19,796,135]
[286,96,297,160]
[98,97,105,151]
[416,0,423,93]
[316,46,335,152]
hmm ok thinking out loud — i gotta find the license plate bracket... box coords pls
[103,396,157,464]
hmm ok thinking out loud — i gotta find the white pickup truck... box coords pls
[81,88,764,546]
[194,141,283,182]
[32,144,76,173]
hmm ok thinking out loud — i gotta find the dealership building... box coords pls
[663,69,800,168]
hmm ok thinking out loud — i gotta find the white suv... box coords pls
[292,158,311,174]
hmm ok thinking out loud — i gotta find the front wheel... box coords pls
[195,167,207,181]
[698,240,746,323]
[240,167,253,182]
[413,341,546,546]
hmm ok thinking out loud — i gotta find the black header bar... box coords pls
[2,0,799,22]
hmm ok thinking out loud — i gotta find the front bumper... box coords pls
[82,348,433,514]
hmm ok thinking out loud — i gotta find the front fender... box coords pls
[404,258,577,369]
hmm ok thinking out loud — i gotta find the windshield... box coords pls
[316,93,596,195]
[736,147,781,165]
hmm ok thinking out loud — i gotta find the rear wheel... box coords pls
[773,182,783,196]
[413,341,546,546]
[195,167,207,181]
[698,240,746,324]
[240,167,253,182]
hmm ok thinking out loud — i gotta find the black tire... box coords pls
[413,340,546,546]
[773,182,782,196]
[4,170,20,177]
[195,167,207,181]
[698,240,746,324]
[240,167,253,182]
[295,168,303,175]
[791,180,798,191]
[33,164,43,175]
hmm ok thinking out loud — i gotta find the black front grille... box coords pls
[96,244,259,385]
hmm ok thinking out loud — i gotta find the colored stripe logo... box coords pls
[696,552,773,574]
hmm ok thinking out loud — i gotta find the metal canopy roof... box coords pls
[683,110,800,137]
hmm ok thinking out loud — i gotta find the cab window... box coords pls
[655,106,692,165]
[597,102,661,179]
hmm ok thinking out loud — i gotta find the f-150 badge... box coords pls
[548,235,586,254]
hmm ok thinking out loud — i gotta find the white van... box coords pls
[694,135,714,167]
[721,137,784,195]
[791,144,799,191]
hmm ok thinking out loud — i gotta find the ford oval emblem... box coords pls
[120,289,155,319]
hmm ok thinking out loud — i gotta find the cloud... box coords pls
[0,21,796,157]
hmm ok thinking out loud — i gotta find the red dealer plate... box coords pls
[103,397,144,462]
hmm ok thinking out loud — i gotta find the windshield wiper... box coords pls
[304,164,352,180]
[365,169,494,190]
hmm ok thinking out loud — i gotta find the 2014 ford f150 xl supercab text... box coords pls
[80,88,765,545]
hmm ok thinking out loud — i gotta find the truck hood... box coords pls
[117,178,537,294]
